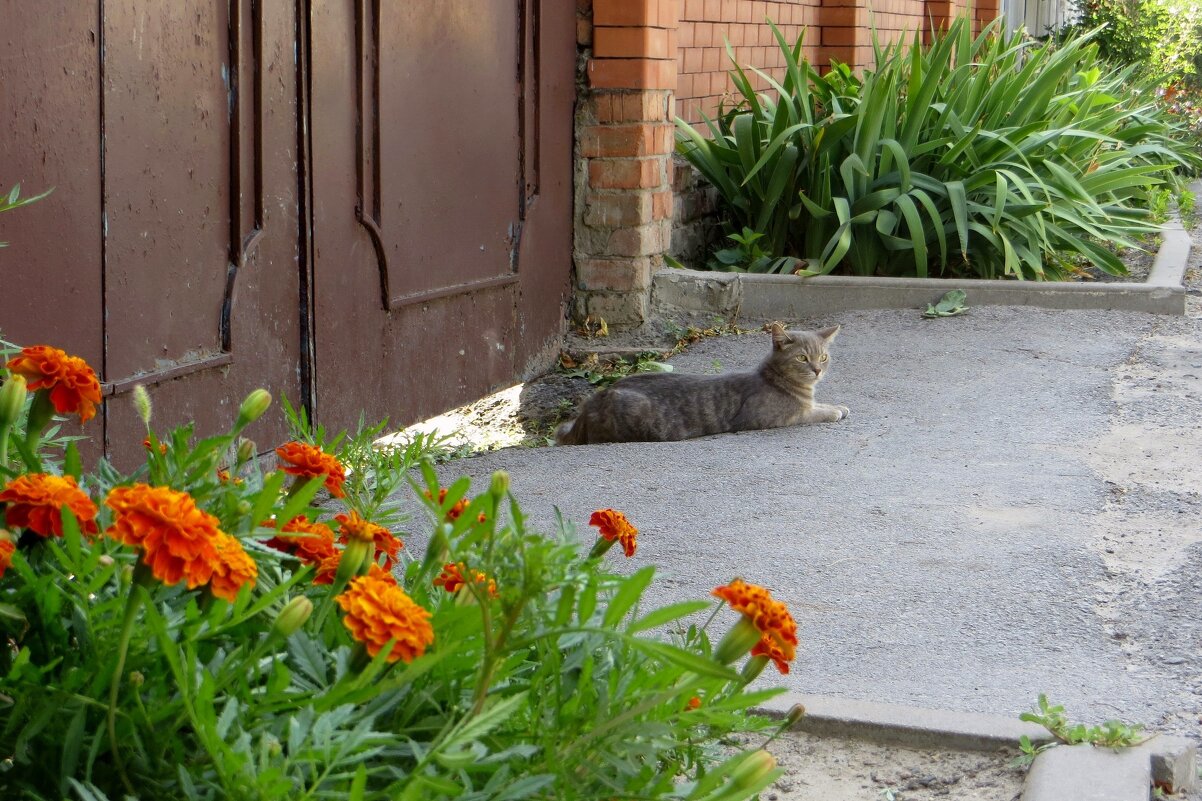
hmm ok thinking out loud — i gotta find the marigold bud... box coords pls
[236,389,272,429]
[727,750,777,792]
[97,554,115,568]
[128,671,145,687]
[0,374,28,430]
[786,703,806,726]
[489,470,509,498]
[237,438,256,464]
[272,596,313,639]
[713,616,763,665]
[132,385,152,426]
[740,654,770,682]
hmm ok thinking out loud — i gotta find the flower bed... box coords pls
[0,341,799,800]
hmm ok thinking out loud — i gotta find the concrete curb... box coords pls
[754,692,1199,798]
[654,185,1198,319]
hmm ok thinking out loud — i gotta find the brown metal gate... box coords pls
[0,1,572,463]
[305,0,574,432]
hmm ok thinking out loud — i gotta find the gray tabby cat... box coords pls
[555,322,849,445]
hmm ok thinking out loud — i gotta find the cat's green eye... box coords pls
[820,354,829,362]
[795,355,808,362]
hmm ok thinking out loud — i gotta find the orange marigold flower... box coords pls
[335,511,402,570]
[209,533,258,602]
[274,441,347,498]
[424,488,469,521]
[0,473,100,538]
[264,516,339,565]
[312,551,341,585]
[0,535,14,578]
[142,438,167,455]
[434,562,497,598]
[751,632,793,675]
[216,469,244,486]
[314,552,396,586]
[589,508,638,557]
[336,573,434,663]
[6,345,102,424]
[105,484,222,589]
[712,580,798,663]
[686,696,702,711]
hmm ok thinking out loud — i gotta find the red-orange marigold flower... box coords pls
[264,516,339,565]
[686,696,702,711]
[336,511,402,570]
[424,488,469,521]
[0,536,14,578]
[105,484,222,589]
[142,438,167,455]
[433,562,498,598]
[589,508,638,557]
[336,573,434,663]
[216,469,244,486]
[0,473,99,538]
[313,552,397,586]
[209,533,258,602]
[274,441,347,498]
[6,345,102,424]
[712,579,798,663]
[751,632,793,675]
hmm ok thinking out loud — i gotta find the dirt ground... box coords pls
[756,732,1025,801]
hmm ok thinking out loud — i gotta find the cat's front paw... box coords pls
[833,405,850,421]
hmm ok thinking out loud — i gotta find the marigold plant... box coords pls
[336,573,434,663]
[275,440,347,497]
[0,350,786,801]
[264,515,339,565]
[589,507,638,557]
[0,472,99,538]
[6,344,101,423]
[208,532,258,602]
[0,533,14,578]
[336,509,402,568]
[105,483,224,590]
[434,561,498,598]
[713,579,799,663]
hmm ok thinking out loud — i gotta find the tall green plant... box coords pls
[677,18,1202,280]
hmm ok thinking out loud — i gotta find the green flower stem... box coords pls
[587,536,616,560]
[471,600,526,716]
[107,582,146,797]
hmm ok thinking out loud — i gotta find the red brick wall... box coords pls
[676,1,821,125]
[675,0,1000,124]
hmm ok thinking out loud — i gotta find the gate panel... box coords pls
[0,2,103,453]
[309,0,573,432]
[376,1,523,302]
[100,1,306,464]
[1,2,306,467]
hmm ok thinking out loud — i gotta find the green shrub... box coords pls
[0,341,793,800]
[676,18,1202,280]
[1074,0,1202,86]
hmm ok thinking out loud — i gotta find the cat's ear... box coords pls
[768,321,792,349]
[814,324,841,343]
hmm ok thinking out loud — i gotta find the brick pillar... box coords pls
[574,0,678,330]
[923,0,955,44]
[816,0,870,71]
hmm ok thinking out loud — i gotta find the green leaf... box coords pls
[629,639,741,681]
[628,600,711,634]
[603,566,655,628]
